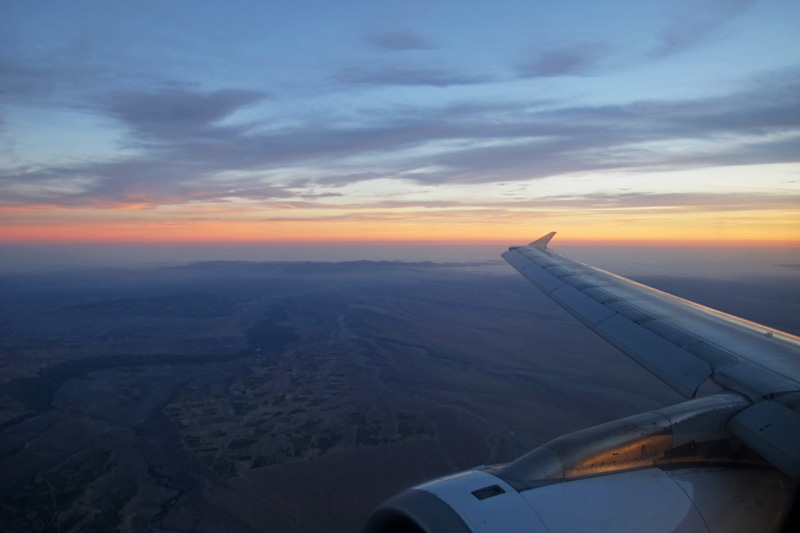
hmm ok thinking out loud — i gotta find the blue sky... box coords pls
[1,0,799,243]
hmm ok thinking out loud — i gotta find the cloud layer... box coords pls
[0,0,798,242]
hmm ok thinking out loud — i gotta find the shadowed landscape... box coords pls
[1,257,798,532]
[2,1,798,530]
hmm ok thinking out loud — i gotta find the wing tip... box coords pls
[529,231,556,250]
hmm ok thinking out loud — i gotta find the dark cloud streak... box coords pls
[652,0,757,57]
[110,89,266,140]
[332,65,492,87]
[367,30,435,51]
[517,44,609,77]
[2,69,798,207]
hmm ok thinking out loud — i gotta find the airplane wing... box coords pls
[501,232,800,483]
[366,234,799,533]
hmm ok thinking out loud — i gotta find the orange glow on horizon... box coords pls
[2,221,798,247]
[2,203,798,246]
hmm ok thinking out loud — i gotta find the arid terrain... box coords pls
[1,258,797,532]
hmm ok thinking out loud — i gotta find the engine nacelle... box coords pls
[365,466,794,533]
[365,394,797,532]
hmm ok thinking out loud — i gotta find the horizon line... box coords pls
[2,237,799,248]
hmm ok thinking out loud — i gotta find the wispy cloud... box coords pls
[110,89,266,141]
[517,43,609,77]
[2,67,798,209]
[1,1,798,244]
[652,0,757,57]
[530,191,799,212]
[367,30,435,51]
[332,65,491,87]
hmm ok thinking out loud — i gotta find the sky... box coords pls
[1,0,799,246]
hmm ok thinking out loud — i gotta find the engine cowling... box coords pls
[365,394,797,532]
[365,466,794,533]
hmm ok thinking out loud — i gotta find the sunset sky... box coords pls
[1,0,799,245]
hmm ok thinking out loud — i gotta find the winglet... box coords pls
[529,232,556,250]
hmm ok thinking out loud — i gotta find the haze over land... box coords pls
[1,246,798,532]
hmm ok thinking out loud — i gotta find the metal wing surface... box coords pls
[502,232,800,482]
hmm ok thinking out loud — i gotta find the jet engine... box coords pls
[365,393,797,532]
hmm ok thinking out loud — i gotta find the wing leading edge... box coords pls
[502,233,800,482]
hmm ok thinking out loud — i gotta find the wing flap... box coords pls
[520,265,565,294]
[727,399,800,482]
[593,314,712,397]
[715,363,800,402]
[549,284,616,327]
